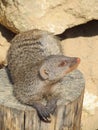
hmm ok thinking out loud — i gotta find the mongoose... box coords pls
[7,29,80,122]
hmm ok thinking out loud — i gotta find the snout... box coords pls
[69,57,81,68]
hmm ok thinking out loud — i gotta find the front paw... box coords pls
[33,103,51,123]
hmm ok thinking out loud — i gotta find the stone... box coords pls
[61,21,98,96]
[0,33,10,67]
[0,25,14,67]
[0,0,98,34]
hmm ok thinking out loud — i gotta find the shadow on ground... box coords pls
[57,20,98,40]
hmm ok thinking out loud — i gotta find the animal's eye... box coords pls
[58,61,67,67]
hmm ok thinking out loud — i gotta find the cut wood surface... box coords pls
[0,68,85,130]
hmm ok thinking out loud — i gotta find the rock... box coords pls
[0,25,14,67]
[61,21,98,96]
[0,33,10,67]
[0,0,98,34]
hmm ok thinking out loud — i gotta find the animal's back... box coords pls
[7,29,62,83]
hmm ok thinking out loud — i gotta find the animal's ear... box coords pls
[58,60,67,67]
[39,67,49,79]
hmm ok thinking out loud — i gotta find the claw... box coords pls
[38,112,51,123]
[42,116,51,123]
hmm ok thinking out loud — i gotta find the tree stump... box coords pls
[0,68,85,130]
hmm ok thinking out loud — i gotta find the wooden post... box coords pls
[0,68,85,130]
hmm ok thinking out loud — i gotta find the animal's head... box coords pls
[39,55,80,81]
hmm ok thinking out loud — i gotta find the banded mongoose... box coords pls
[7,29,80,122]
